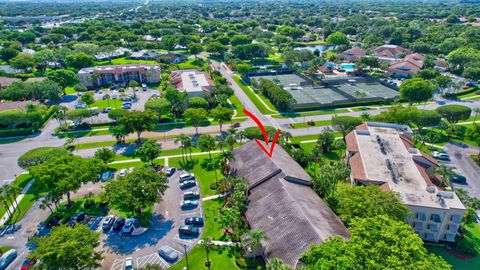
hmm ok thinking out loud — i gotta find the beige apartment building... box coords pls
[78,64,160,89]
[345,122,465,242]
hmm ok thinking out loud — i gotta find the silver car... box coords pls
[158,245,179,262]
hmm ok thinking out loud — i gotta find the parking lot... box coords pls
[444,144,480,199]
[98,168,204,270]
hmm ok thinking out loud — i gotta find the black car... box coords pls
[165,167,176,177]
[185,217,204,226]
[450,174,467,183]
[180,180,196,189]
[102,215,115,230]
[178,225,199,237]
[72,212,86,222]
[184,191,200,200]
[112,217,126,231]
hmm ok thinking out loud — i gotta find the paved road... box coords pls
[445,143,480,198]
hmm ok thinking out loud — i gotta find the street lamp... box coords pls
[184,244,189,270]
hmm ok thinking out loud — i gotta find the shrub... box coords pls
[453,235,478,255]
[244,126,276,140]
[18,147,71,169]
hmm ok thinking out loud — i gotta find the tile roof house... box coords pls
[170,69,215,97]
[345,122,465,243]
[337,48,366,62]
[0,77,20,88]
[388,53,425,78]
[231,141,349,269]
[373,45,412,62]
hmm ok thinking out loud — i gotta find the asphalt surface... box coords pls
[444,143,480,198]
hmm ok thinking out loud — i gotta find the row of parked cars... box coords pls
[102,215,140,234]
[0,249,36,270]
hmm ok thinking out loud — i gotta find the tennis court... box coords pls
[335,82,399,99]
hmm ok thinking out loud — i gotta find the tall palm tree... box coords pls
[242,230,267,263]
[39,196,54,214]
[227,126,238,137]
[266,258,291,270]
[225,134,236,151]
[183,136,193,161]
[280,131,292,146]
[433,165,455,188]
[7,185,21,213]
[218,150,234,176]
[0,193,13,221]
[174,134,188,162]
[311,147,323,177]
[201,237,214,270]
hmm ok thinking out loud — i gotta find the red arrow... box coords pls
[243,109,281,158]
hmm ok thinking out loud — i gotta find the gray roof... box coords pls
[233,141,349,269]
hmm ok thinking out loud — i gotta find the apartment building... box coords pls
[345,122,465,242]
[170,69,215,97]
[78,64,160,88]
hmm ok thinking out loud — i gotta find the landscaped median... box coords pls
[232,75,278,115]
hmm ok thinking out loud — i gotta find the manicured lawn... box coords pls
[272,108,350,118]
[202,198,227,241]
[177,58,208,70]
[65,86,76,95]
[229,95,246,117]
[107,161,148,171]
[0,246,12,253]
[291,132,342,144]
[168,155,220,197]
[6,177,49,224]
[91,99,123,110]
[290,119,332,128]
[232,76,278,115]
[0,174,34,221]
[95,57,156,66]
[170,245,240,270]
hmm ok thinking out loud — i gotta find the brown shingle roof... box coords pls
[233,141,349,268]
[0,77,20,88]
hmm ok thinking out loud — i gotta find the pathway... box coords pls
[198,239,238,247]
[0,179,34,226]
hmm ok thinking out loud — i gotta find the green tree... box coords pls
[266,258,291,270]
[433,165,455,188]
[144,98,171,119]
[66,52,95,70]
[183,108,208,135]
[311,161,350,205]
[236,63,251,78]
[188,42,203,59]
[30,155,105,206]
[436,105,472,126]
[188,97,209,109]
[336,185,411,224]
[107,109,128,121]
[197,134,216,159]
[412,109,441,130]
[331,115,362,141]
[399,78,436,104]
[110,124,129,144]
[165,87,187,118]
[135,140,162,166]
[0,47,19,62]
[302,215,451,270]
[316,127,335,153]
[242,230,267,263]
[211,106,234,132]
[46,69,79,90]
[66,109,91,125]
[94,147,116,164]
[102,167,168,213]
[201,237,214,270]
[80,92,95,107]
[326,31,350,46]
[32,225,103,270]
[120,110,157,141]
[10,52,35,71]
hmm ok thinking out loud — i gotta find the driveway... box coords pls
[100,168,203,270]
[444,143,480,198]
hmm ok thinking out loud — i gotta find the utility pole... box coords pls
[184,244,190,270]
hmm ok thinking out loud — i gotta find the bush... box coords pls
[453,235,478,255]
[0,128,34,138]
[18,147,71,169]
[244,126,276,140]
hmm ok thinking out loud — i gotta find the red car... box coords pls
[21,258,36,270]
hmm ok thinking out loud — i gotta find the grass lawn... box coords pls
[0,174,35,221]
[0,246,12,253]
[65,86,76,95]
[229,95,246,117]
[91,99,123,110]
[177,58,208,70]
[232,76,278,115]
[107,161,149,171]
[427,223,480,270]
[168,155,220,197]
[5,177,49,224]
[170,245,240,270]
[272,108,350,118]
[290,119,332,128]
[421,125,479,147]
[291,132,342,144]
[0,137,26,144]
[95,57,156,66]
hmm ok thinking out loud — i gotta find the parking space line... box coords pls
[136,253,170,269]
[110,259,124,270]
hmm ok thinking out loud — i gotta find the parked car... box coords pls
[179,172,195,183]
[0,249,16,270]
[128,167,135,173]
[103,215,116,230]
[432,151,450,161]
[451,141,469,148]
[119,169,127,177]
[185,217,204,226]
[112,217,126,231]
[74,103,87,109]
[184,190,200,200]
[121,103,132,110]
[158,246,179,263]
[20,258,36,270]
[124,257,133,270]
[180,180,196,189]
[72,212,86,222]
[450,174,467,184]
[231,122,241,128]
[142,84,147,91]
[90,216,104,230]
[98,90,103,94]
[150,93,160,99]
[165,167,176,177]
[100,171,114,182]
[122,218,138,234]
[178,225,199,237]
[112,94,118,99]
[181,200,199,210]
[102,107,113,113]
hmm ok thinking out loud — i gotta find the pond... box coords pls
[294,44,334,54]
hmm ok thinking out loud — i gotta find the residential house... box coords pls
[345,122,465,243]
[337,48,366,62]
[170,69,215,97]
[388,53,425,78]
[0,100,40,112]
[434,59,448,72]
[373,44,412,62]
[78,64,160,89]
[231,141,349,269]
[130,50,161,60]
[158,52,185,64]
[0,77,20,88]
[94,48,132,61]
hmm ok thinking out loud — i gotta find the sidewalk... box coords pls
[0,179,35,226]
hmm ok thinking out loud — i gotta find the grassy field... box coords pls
[232,76,278,115]
[65,86,76,95]
[170,245,240,270]
[91,99,123,110]
[272,108,350,118]
[229,95,246,117]
[427,223,480,270]
[0,246,12,253]
[95,57,157,66]
[177,58,208,70]
[202,198,227,241]
[5,176,49,224]
[290,119,332,128]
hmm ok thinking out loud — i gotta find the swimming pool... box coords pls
[340,63,356,70]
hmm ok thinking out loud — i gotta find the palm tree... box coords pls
[7,185,21,213]
[360,112,370,122]
[218,150,234,176]
[39,196,54,214]
[110,124,128,144]
[266,258,291,270]
[242,230,267,263]
[174,134,188,162]
[227,126,238,137]
[201,237,214,270]
[217,176,235,194]
[202,157,221,186]
[238,130,247,144]
[311,147,323,177]
[433,165,455,188]
[225,134,236,150]
[183,136,193,161]
[279,131,292,146]
[0,193,13,221]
